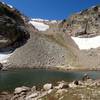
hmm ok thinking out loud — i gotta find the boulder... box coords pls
[43,83,53,91]
[69,81,78,88]
[82,73,91,81]
[55,82,69,89]
[74,80,79,85]
[14,86,30,94]
[0,91,8,95]
[25,93,38,100]
[31,86,37,92]
[56,89,68,95]
[47,89,53,94]
[83,79,94,87]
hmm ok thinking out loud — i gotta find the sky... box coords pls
[1,0,100,20]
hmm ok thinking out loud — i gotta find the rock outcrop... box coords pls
[60,5,100,37]
[0,2,29,50]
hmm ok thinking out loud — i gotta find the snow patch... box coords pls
[29,20,49,31]
[71,36,100,50]
[0,53,12,63]
[7,4,13,8]
[50,20,57,23]
[1,2,13,8]
[31,18,49,22]
[1,2,5,4]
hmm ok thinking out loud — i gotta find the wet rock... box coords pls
[43,83,53,91]
[82,73,91,81]
[74,80,79,85]
[14,86,30,94]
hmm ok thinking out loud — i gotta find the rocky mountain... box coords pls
[0,2,30,50]
[60,5,100,37]
[0,2,100,70]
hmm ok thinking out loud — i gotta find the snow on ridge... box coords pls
[1,2,13,8]
[29,18,57,31]
[29,20,49,31]
[31,18,49,22]
[71,36,100,50]
[7,4,13,8]
[31,18,57,23]
[1,2,5,4]
[50,20,57,23]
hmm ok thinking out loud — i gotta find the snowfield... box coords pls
[29,20,49,31]
[71,36,100,50]
[0,53,12,63]
[7,4,13,8]
[31,18,49,22]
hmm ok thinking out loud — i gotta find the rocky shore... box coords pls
[0,74,100,100]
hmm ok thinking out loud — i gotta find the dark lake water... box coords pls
[0,69,100,91]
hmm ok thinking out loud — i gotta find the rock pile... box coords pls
[9,74,100,100]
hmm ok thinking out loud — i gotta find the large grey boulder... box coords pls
[55,81,69,89]
[14,86,30,94]
[43,83,53,91]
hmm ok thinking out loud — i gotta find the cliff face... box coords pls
[0,2,100,69]
[0,2,29,50]
[60,5,100,37]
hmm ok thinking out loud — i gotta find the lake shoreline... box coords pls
[1,66,100,72]
[1,77,100,100]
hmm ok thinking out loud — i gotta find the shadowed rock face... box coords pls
[0,2,30,51]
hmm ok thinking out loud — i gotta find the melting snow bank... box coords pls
[0,53,12,63]
[29,20,49,31]
[71,36,100,50]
